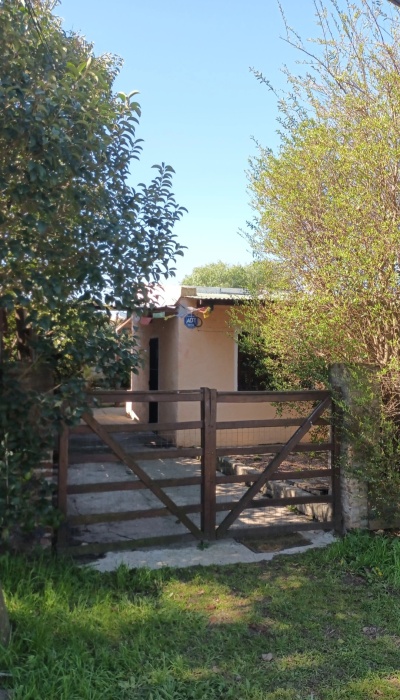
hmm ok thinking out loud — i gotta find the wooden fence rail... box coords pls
[57,388,341,552]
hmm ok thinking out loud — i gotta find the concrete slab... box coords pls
[68,457,310,545]
[88,530,336,571]
[91,407,132,425]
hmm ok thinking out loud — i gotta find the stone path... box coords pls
[88,530,336,571]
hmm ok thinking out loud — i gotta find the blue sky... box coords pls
[56,0,321,281]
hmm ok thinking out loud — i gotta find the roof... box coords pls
[181,286,252,301]
[135,284,279,323]
[144,285,253,311]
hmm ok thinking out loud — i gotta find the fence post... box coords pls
[331,393,344,535]
[329,364,371,530]
[201,387,217,539]
[57,423,69,547]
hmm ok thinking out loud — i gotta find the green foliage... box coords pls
[244,0,400,513]
[247,0,400,378]
[0,0,184,317]
[0,0,185,541]
[3,548,400,698]
[237,332,287,391]
[236,296,329,392]
[47,308,140,388]
[182,259,287,292]
[357,418,400,522]
[0,369,61,544]
[332,366,400,523]
[323,530,400,588]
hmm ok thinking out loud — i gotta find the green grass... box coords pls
[2,533,400,698]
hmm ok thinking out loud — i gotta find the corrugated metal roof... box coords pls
[181,286,251,300]
[185,292,252,300]
[142,285,270,313]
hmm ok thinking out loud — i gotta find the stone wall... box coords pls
[329,364,379,531]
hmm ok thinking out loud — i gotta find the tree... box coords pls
[0,0,185,541]
[247,0,400,390]
[182,259,287,291]
[0,0,185,366]
[245,0,400,517]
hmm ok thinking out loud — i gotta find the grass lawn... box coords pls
[2,532,400,699]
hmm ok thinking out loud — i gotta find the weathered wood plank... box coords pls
[70,420,202,435]
[215,442,332,457]
[217,390,331,403]
[88,390,201,403]
[68,475,202,495]
[67,469,332,495]
[215,494,333,512]
[201,387,217,539]
[71,418,329,435]
[69,501,204,526]
[68,494,332,526]
[216,418,330,430]
[225,521,334,540]
[59,533,196,556]
[125,448,202,461]
[70,508,169,525]
[68,447,202,464]
[215,469,332,485]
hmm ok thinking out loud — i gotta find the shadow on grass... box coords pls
[1,548,400,699]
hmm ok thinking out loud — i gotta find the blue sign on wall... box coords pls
[184,313,202,329]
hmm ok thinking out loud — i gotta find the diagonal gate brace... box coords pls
[82,412,202,539]
[215,396,332,538]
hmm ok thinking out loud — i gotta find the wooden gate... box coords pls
[57,388,341,554]
[212,390,341,539]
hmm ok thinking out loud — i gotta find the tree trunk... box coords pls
[0,585,10,647]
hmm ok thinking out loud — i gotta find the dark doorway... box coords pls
[148,338,159,423]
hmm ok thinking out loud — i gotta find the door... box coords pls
[148,338,159,423]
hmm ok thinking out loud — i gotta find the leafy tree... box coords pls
[246,0,400,390]
[0,0,185,367]
[0,0,185,541]
[182,259,287,291]
[245,0,400,518]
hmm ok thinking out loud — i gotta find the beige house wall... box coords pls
[128,300,316,448]
[129,315,180,425]
[176,300,236,389]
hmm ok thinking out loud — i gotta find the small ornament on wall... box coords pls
[183,313,202,329]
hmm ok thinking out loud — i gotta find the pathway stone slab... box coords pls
[88,530,336,571]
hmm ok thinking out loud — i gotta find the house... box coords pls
[127,285,294,447]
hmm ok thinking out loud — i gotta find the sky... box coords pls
[55,0,325,282]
